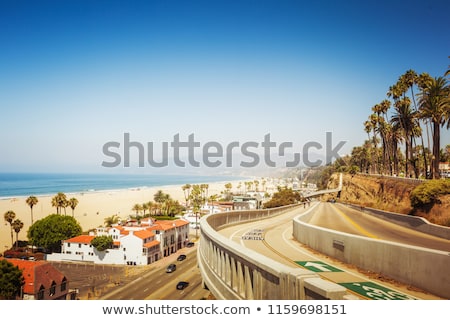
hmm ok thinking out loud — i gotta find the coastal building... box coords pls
[46,218,190,265]
[4,258,73,300]
[232,195,262,210]
[182,202,234,229]
[439,162,450,178]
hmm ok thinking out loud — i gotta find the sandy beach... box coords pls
[0,178,251,252]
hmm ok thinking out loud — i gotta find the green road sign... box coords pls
[339,282,417,300]
[295,261,342,272]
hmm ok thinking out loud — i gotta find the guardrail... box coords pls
[292,206,450,299]
[198,204,354,300]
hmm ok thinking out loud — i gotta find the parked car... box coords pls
[176,281,189,290]
[186,242,195,248]
[177,254,187,261]
[166,263,176,273]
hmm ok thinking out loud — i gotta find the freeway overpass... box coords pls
[197,174,450,300]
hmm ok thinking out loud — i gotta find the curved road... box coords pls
[217,201,448,300]
[307,202,450,251]
[91,201,448,300]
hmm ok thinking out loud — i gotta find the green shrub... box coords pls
[91,235,113,251]
[410,179,450,208]
[263,187,303,208]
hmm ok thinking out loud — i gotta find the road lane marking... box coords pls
[330,205,379,239]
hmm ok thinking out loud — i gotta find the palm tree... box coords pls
[12,219,24,250]
[189,185,203,238]
[25,195,38,225]
[51,192,68,214]
[390,97,420,177]
[4,210,16,248]
[132,203,143,216]
[68,198,79,217]
[254,180,259,192]
[400,70,431,178]
[142,203,148,216]
[162,193,171,215]
[418,76,450,179]
[104,215,120,227]
[363,119,376,174]
[390,122,403,176]
[181,184,191,207]
[146,201,156,216]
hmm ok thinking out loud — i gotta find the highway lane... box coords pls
[218,201,445,299]
[308,202,450,252]
[97,201,448,300]
[99,249,209,300]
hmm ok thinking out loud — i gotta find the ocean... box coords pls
[0,172,242,198]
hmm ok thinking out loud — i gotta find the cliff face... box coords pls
[327,173,450,226]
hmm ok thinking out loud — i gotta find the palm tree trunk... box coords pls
[432,121,440,179]
[393,140,399,175]
[410,86,429,178]
[15,232,19,250]
[10,227,14,248]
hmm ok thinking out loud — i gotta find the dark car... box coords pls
[177,254,187,261]
[186,242,195,248]
[166,263,176,273]
[176,281,189,290]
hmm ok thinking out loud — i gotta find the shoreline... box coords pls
[0,179,246,201]
[0,178,253,252]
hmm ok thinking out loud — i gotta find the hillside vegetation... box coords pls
[326,173,450,227]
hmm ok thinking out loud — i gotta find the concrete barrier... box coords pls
[293,209,450,299]
[345,203,450,240]
[198,205,353,300]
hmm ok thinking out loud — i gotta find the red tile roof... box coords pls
[133,229,155,239]
[4,258,67,295]
[64,235,94,244]
[143,240,160,248]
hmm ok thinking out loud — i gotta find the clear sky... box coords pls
[1,0,449,174]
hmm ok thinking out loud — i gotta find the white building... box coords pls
[47,218,190,265]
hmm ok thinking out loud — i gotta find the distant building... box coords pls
[232,195,262,210]
[47,218,190,265]
[4,258,73,300]
[439,162,450,178]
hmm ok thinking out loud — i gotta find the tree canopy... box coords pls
[27,214,82,253]
[0,259,25,300]
[263,187,303,208]
[90,235,113,251]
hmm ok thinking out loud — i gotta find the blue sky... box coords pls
[1,0,449,174]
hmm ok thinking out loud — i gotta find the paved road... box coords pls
[218,201,446,300]
[52,242,209,300]
[308,202,450,251]
[99,248,209,300]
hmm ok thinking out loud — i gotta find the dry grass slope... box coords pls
[327,173,450,227]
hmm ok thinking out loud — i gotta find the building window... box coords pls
[61,278,67,292]
[49,281,56,296]
[78,244,81,248]
[37,285,45,300]
[67,243,71,247]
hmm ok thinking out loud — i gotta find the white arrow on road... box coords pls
[304,261,333,272]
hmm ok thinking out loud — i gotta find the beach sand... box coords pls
[0,179,251,252]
